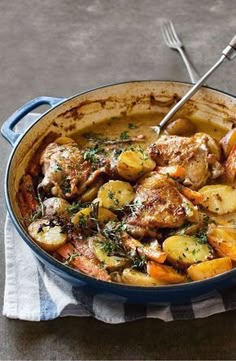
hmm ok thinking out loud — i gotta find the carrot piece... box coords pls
[156,165,186,179]
[147,261,186,284]
[56,243,110,281]
[225,145,236,182]
[180,186,204,205]
[17,192,30,218]
[57,242,76,259]
[20,175,38,211]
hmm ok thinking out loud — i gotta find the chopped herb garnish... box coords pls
[83,144,105,164]
[108,190,115,199]
[197,231,208,244]
[120,131,130,140]
[131,254,146,270]
[66,202,82,215]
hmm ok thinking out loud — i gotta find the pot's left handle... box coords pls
[1,96,66,146]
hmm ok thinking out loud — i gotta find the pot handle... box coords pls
[1,96,65,146]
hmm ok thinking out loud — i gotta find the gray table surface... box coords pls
[1,0,236,359]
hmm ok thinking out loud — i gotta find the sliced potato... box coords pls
[71,207,91,224]
[93,240,128,270]
[80,178,104,202]
[199,184,236,215]
[220,128,236,157]
[225,145,236,182]
[117,150,156,181]
[147,261,186,284]
[72,207,117,225]
[97,207,117,223]
[97,180,135,210]
[28,218,67,251]
[163,235,213,267]
[121,268,165,286]
[166,117,196,136]
[211,212,236,226]
[208,225,236,260]
[187,257,232,281]
[43,197,70,218]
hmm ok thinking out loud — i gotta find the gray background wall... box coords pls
[1,0,236,359]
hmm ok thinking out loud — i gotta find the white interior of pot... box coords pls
[7,81,236,222]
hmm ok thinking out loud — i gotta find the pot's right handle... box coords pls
[1,96,65,146]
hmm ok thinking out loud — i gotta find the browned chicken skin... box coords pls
[39,140,103,199]
[149,134,224,190]
[126,172,200,239]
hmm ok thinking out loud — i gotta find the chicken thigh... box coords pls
[149,133,223,189]
[127,172,200,238]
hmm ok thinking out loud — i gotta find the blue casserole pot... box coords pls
[2,80,236,304]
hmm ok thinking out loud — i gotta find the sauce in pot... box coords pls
[17,113,236,286]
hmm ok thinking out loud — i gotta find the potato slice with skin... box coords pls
[92,240,128,271]
[43,197,70,218]
[199,184,236,215]
[28,218,67,251]
[97,180,135,210]
[54,136,75,145]
[72,207,117,225]
[220,128,236,157]
[163,235,213,267]
[80,178,104,203]
[147,262,186,284]
[117,150,156,181]
[122,268,166,286]
[208,225,236,261]
[166,118,196,136]
[187,257,232,281]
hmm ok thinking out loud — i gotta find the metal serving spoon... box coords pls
[152,35,236,135]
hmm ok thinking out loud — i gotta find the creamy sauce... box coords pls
[73,113,227,147]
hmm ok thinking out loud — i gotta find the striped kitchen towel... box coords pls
[3,113,236,323]
[4,214,236,323]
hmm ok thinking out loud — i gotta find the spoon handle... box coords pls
[154,35,236,134]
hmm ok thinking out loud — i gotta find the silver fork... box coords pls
[161,19,200,83]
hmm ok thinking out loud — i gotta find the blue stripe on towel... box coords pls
[37,267,58,320]
[72,286,95,316]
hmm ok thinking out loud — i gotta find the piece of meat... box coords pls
[149,134,224,189]
[39,140,104,199]
[126,172,200,239]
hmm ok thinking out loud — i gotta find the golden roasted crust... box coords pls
[127,173,199,237]
[149,134,223,189]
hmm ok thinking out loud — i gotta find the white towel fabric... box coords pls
[3,113,236,323]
